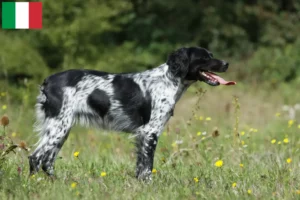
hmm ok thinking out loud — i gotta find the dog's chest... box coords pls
[149,83,182,124]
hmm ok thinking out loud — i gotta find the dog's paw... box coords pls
[136,169,152,182]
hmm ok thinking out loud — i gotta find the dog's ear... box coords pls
[167,48,190,79]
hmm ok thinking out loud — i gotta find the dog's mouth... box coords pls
[198,71,236,86]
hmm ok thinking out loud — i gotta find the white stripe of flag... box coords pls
[15,2,29,29]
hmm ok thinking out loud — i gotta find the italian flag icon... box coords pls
[2,2,42,29]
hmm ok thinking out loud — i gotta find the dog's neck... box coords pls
[174,78,195,103]
[160,64,195,102]
[135,64,195,103]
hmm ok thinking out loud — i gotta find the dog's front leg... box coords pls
[135,132,158,181]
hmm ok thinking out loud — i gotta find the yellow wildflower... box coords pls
[215,160,223,167]
[283,138,289,144]
[73,151,80,157]
[205,117,211,121]
[31,174,35,179]
[202,136,206,140]
[11,132,17,137]
[239,163,244,168]
[275,112,280,117]
[152,169,157,174]
[197,131,201,136]
[286,158,292,164]
[100,172,107,177]
[71,182,77,188]
[232,182,237,188]
[271,139,276,144]
[248,189,252,194]
[296,190,300,194]
[240,131,245,136]
[288,120,294,127]
[278,141,281,145]
[241,140,245,145]
[194,177,199,183]
[2,105,7,110]
[298,124,300,129]
[199,116,203,121]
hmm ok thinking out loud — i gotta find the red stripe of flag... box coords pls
[29,2,42,29]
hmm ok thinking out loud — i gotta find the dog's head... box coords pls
[167,47,235,86]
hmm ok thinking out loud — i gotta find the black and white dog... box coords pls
[29,47,235,180]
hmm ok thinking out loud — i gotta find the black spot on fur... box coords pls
[28,155,39,174]
[87,89,111,118]
[41,79,63,118]
[112,75,152,127]
[170,108,174,116]
[84,70,109,78]
[65,70,85,87]
[41,150,51,166]
[140,91,152,124]
[57,142,63,149]
[142,80,147,87]
[66,70,109,86]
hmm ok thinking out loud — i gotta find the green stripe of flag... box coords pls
[2,2,16,29]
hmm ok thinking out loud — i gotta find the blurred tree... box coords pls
[0,0,299,90]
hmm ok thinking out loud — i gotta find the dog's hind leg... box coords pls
[29,90,75,176]
[29,116,73,176]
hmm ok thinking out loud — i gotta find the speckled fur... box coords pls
[28,47,229,180]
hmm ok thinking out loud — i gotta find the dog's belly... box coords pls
[75,99,174,134]
[75,110,148,133]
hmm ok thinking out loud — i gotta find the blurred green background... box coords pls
[1,0,300,103]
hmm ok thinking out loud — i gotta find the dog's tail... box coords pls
[34,80,48,134]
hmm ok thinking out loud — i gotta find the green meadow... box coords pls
[1,81,300,199]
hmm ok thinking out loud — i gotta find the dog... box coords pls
[28,47,235,180]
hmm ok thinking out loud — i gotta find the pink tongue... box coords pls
[205,72,236,85]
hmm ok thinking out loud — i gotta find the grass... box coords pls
[0,83,300,200]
